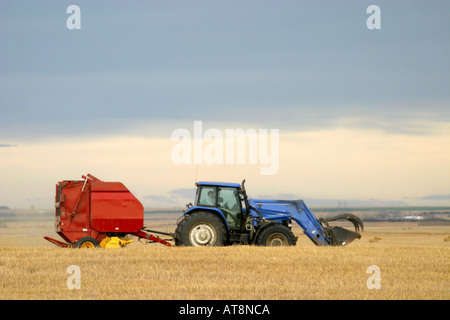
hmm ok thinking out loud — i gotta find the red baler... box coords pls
[44,174,172,248]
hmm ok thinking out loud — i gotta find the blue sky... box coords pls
[0,1,449,208]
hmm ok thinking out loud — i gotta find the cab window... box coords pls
[197,186,217,207]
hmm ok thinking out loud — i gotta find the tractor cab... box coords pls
[194,181,246,230]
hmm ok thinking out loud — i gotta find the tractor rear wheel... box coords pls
[75,237,99,248]
[175,211,227,246]
[256,224,297,246]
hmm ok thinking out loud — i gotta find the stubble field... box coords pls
[0,214,449,300]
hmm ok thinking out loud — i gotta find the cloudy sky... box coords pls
[0,0,449,209]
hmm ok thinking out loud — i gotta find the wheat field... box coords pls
[1,222,449,300]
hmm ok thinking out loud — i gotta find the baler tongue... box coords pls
[320,214,364,246]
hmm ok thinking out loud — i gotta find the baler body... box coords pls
[45,174,171,247]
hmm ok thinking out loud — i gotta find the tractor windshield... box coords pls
[217,187,241,214]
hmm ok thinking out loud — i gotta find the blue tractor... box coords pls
[174,180,364,246]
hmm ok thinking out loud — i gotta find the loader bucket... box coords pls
[320,214,364,246]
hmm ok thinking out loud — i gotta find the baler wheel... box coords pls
[75,237,99,248]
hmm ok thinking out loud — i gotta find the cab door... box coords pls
[217,187,242,230]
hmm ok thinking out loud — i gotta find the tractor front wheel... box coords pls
[256,224,297,246]
[175,211,227,246]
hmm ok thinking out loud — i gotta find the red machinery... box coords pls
[44,174,172,248]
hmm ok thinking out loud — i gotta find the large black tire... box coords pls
[75,236,99,248]
[256,224,297,246]
[175,211,227,246]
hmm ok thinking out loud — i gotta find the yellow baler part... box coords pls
[101,236,133,248]
[99,236,110,248]
[119,238,133,246]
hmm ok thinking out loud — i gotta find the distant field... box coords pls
[0,210,449,300]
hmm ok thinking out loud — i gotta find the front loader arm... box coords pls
[250,199,332,246]
[250,199,364,246]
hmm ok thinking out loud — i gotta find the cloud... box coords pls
[0,118,449,208]
[142,188,196,207]
[254,194,409,207]
[416,194,450,201]
[169,188,196,199]
[1,2,450,141]
[142,194,178,205]
[0,144,17,147]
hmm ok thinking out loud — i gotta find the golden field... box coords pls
[0,215,449,300]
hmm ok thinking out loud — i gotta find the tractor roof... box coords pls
[196,181,241,188]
